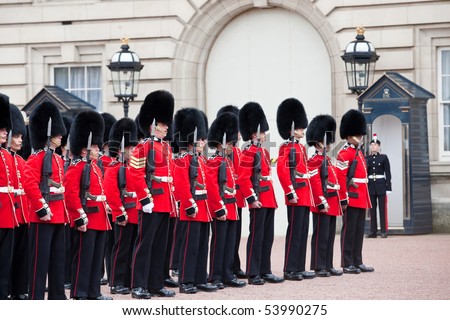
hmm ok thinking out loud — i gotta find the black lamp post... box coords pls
[341,26,379,99]
[107,38,143,118]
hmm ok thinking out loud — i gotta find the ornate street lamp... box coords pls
[107,38,143,118]
[341,26,379,95]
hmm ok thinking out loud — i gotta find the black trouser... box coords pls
[28,223,66,300]
[170,217,185,272]
[10,223,28,297]
[310,213,337,271]
[232,207,243,274]
[131,211,170,291]
[284,206,310,273]
[110,223,137,288]
[164,217,177,279]
[246,208,275,277]
[370,193,387,234]
[71,229,106,299]
[178,220,210,285]
[0,228,13,300]
[209,219,238,282]
[103,214,114,283]
[64,223,73,284]
[340,207,366,267]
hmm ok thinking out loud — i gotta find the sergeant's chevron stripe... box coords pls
[336,160,348,170]
[309,168,319,176]
[130,156,146,169]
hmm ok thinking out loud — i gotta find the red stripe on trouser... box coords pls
[314,215,320,269]
[246,209,256,275]
[73,232,83,297]
[180,221,191,283]
[110,227,123,285]
[130,214,144,287]
[284,206,295,271]
[30,224,39,299]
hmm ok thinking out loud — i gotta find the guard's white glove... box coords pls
[142,202,154,213]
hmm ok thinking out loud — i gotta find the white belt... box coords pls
[194,189,207,195]
[327,184,340,190]
[296,172,311,179]
[260,175,272,181]
[50,186,65,194]
[14,189,26,196]
[88,195,107,202]
[225,189,236,196]
[353,178,368,183]
[370,174,385,179]
[0,186,14,193]
[125,191,137,198]
[153,176,173,183]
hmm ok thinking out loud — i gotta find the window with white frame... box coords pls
[440,49,450,156]
[54,66,102,110]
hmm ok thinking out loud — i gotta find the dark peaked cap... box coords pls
[139,90,174,134]
[69,110,104,156]
[276,98,308,140]
[208,112,239,149]
[10,104,27,137]
[0,93,12,131]
[173,107,207,149]
[239,102,269,141]
[108,117,138,158]
[306,114,336,147]
[29,101,66,150]
[339,109,367,139]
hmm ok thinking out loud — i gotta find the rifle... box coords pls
[80,132,92,212]
[251,124,262,200]
[346,137,361,189]
[39,119,53,202]
[64,135,71,173]
[189,127,205,199]
[146,119,156,193]
[320,133,329,197]
[288,122,296,188]
[6,130,12,153]
[118,135,135,208]
[218,133,233,201]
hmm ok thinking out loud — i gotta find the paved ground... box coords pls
[98,233,450,300]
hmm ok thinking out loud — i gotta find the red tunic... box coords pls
[232,147,246,208]
[0,148,17,228]
[276,141,314,207]
[103,161,138,224]
[64,158,111,230]
[97,154,115,175]
[238,144,277,208]
[307,152,342,216]
[205,154,238,220]
[12,153,29,224]
[336,143,372,209]
[129,138,176,213]
[173,152,212,222]
[24,149,68,224]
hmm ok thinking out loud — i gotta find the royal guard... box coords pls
[103,118,139,295]
[276,98,316,281]
[206,111,246,289]
[0,94,17,300]
[173,107,218,294]
[217,105,247,280]
[306,115,343,277]
[64,110,113,300]
[128,90,176,299]
[24,101,68,300]
[366,134,392,238]
[239,102,283,285]
[336,109,374,274]
[8,104,30,299]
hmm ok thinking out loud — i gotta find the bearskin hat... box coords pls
[101,112,117,147]
[217,105,239,118]
[61,113,74,148]
[69,110,104,156]
[339,109,367,139]
[17,126,31,160]
[199,110,209,135]
[108,117,138,158]
[29,101,67,150]
[10,104,27,138]
[276,98,308,140]
[370,133,381,145]
[138,90,174,134]
[208,112,239,149]
[239,102,269,141]
[0,93,11,131]
[306,115,336,147]
[135,114,147,140]
[173,108,208,149]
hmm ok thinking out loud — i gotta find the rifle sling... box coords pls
[223,198,236,204]
[293,181,307,189]
[258,185,270,193]
[84,206,100,214]
[150,188,164,196]
[193,194,207,201]
[348,192,359,198]
[123,202,136,209]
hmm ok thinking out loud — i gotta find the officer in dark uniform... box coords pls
[365,134,391,238]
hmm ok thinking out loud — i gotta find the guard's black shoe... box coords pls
[248,275,265,285]
[343,265,361,274]
[261,273,285,283]
[196,283,218,292]
[300,271,316,279]
[211,279,225,289]
[358,264,375,272]
[366,233,377,238]
[381,233,388,238]
[283,271,303,281]
[179,283,198,294]
[64,283,71,290]
[131,287,151,299]
[316,270,331,277]
[10,294,28,300]
[111,285,131,295]
[171,269,179,277]
[224,278,246,288]
[328,268,343,276]
[100,278,108,286]
[235,270,247,279]
[88,295,113,300]
[164,277,179,288]
[149,288,175,297]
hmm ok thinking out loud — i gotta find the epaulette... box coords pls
[208,154,219,160]
[32,149,45,155]
[340,144,350,151]
[71,159,83,166]
[109,160,120,166]
[179,152,188,159]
